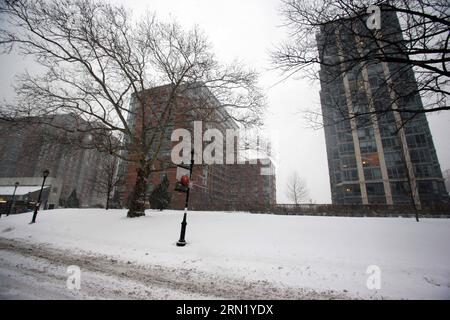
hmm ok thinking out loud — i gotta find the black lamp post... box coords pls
[8,181,20,217]
[30,169,50,224]
[176,149,195,247]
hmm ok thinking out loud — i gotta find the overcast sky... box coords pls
[1,0,449,203]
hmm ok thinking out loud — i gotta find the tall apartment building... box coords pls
[318,10,449,207]
[0,115,110,208]
[117,84,277,210]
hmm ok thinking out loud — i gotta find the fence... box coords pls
[191,202,450,218]
[267,204,450,218]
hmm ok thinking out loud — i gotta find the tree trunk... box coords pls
[105,190,110,211]
[127,167,147,218]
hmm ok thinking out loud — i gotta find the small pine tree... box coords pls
[66,189,80,208]
[149,175,171,211]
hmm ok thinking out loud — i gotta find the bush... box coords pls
[65,189,80,208]
[149,175,171,211]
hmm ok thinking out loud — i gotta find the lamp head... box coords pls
[43,169,50,178]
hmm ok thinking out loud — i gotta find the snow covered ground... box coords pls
[0,209,449,300]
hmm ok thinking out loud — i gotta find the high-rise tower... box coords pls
[318,10,449,207]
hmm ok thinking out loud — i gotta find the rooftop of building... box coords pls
[131,82,239,130]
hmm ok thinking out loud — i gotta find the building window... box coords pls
[410,149,431,163]
[364,167,382,180]
[360,140,377,153]
[343,169,358,181]
[406,134,427,148]
[339,143,355,155]
[382,137,400,149]
[341,156,357,169]
[390,181,410,196]
[366,183,385,196]
[357,127,374,140]
[415,165,431,178]
[342,184,361,196]
[388,166,406,179]
[361,153,380,167]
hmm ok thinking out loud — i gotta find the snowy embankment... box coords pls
[0,209,449,299]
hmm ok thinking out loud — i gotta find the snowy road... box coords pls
[0,238,347,300]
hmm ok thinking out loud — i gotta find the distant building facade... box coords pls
[444,169,450,196]
[227,160,276,210]
[116,84,277,210]
[0,115,109,208]
[318,10,449,207]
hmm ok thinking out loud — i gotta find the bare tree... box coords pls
[92,155,122,210]
[0,0,265,218]
[272,0,449,128]
[286,172,308,205]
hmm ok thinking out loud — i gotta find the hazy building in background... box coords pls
[444,169,450,196]
[0,115,109,208]
[227,160,277,210]
[318,10,449,207]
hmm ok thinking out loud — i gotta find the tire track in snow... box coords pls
[0,237,350,300]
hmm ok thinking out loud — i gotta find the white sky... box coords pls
[1,0,449,203]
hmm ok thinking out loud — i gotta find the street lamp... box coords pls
[176,149,195,247]
[30,169,50,224]
[8,181,20,217]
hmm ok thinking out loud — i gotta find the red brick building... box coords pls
[117,84,277,211]
[226,160,277,211]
